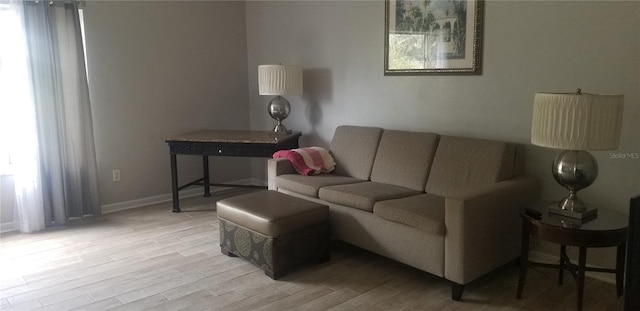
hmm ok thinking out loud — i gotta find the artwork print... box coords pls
[385,0,483,75]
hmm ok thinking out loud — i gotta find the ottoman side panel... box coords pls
[219,219,275,276]
[219,218,330,279]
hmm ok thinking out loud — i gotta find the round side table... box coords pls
[516,202,628,311]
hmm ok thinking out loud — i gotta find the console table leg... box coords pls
[203,156,211,197]
[577,247,587,311]
[616,244,626,297]
[170,153,180,213]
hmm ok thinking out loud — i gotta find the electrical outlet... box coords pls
[112,169,120,182]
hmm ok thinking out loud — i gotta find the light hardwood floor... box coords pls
[0,189,623,310]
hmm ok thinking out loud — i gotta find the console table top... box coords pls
[166,130,301,145]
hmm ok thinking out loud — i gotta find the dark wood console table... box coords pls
[517,202,628,311]
[166,130,301,212]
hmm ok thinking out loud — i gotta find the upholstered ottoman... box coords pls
[217,191,330,279]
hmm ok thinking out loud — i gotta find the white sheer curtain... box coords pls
[0,0,45,232]
[0,0,100,232]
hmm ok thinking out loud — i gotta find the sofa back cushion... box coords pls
[370,130,440,191]
[425,136,517,197]
[330,125,384,180]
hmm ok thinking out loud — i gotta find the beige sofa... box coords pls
[267,125,539,300]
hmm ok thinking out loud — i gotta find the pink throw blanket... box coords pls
[273,147,336,176]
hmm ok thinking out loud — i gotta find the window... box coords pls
[0,4,88,175]
[79,8,89,82]
[0,3,32,175]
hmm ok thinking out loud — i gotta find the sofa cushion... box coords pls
[373,194,445,235]
[330,126,383,180]
[319,182,421,212]
[276,174,364,198]
[425,136,517,197]
[370,130,439,191]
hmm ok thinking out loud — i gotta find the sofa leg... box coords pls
[452,283,465,301]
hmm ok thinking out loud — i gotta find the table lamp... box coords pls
[531,89,624,219]
[258,64,303,133]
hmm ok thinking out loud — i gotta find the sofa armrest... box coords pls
[443,176,540,284]
[267,158,296,190]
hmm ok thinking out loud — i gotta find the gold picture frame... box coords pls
[384,0,484,75]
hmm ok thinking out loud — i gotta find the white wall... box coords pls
[83,1,251,206]
[246,0,640,269]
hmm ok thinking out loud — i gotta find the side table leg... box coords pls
[517,224,530,299]
[616,244,626,297]
[559,244,566,285]
[170,153,180,213]
[577,247,587,311]
[203,156,211,197]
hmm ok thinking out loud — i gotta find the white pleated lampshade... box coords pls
[258,64,303,96]
[531,92,624,150]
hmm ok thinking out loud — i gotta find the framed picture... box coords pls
[384,0,484,75]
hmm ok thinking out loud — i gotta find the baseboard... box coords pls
[101,188,203,214]
[249,178,267,187]
[101,178,260,214]
[529,250,616,284]
[0,221,16,234]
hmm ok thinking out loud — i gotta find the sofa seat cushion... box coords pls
[319,182,421,212]
[373,194,445,235]
[276,174,364,198]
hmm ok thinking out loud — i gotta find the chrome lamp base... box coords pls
[548,150,599,219]
[267,96,291,134]
[272,122,290,134]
